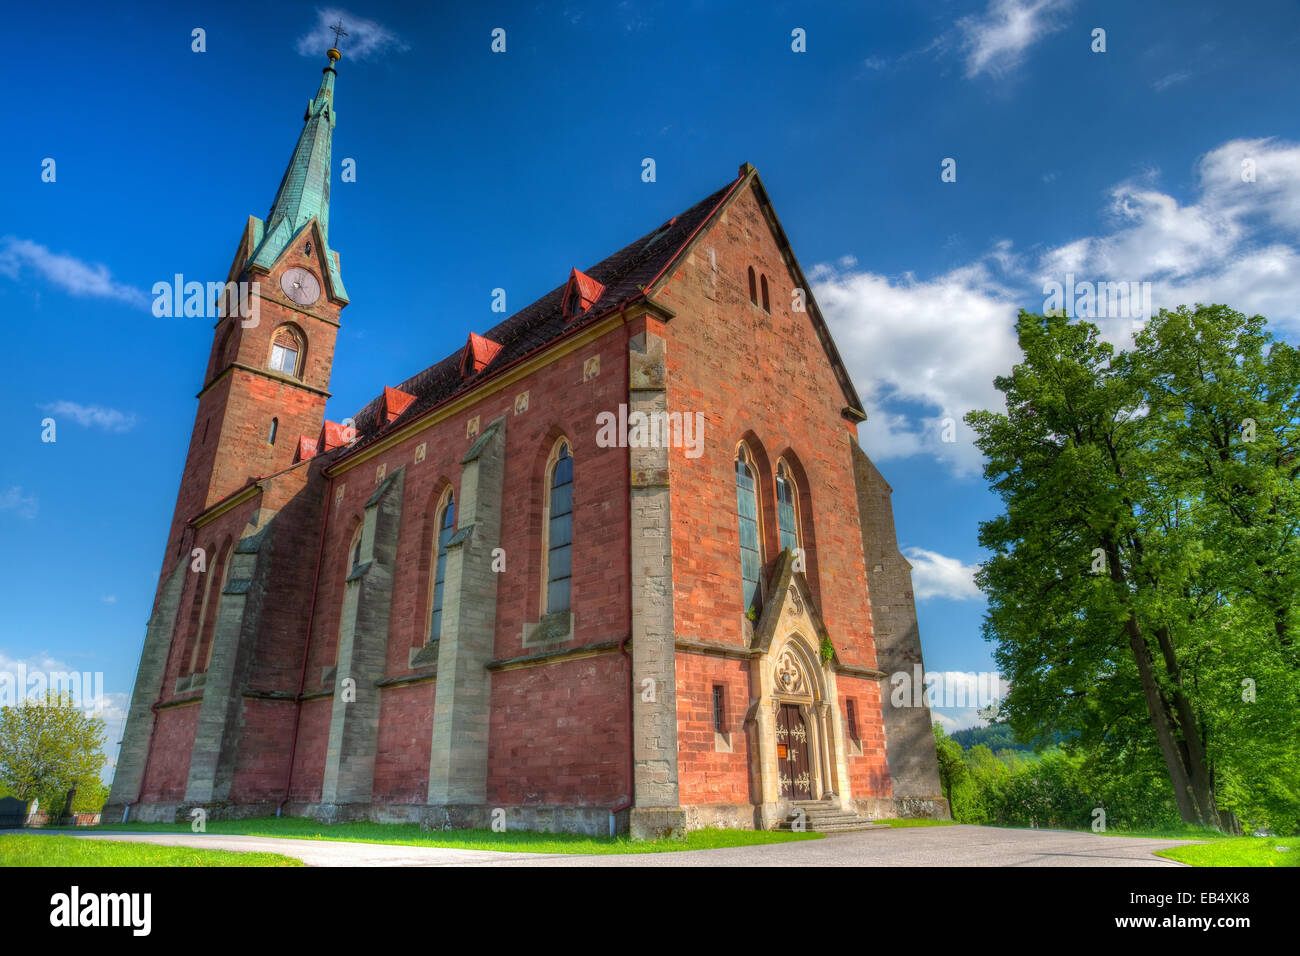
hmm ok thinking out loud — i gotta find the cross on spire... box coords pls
[329,18,348,51]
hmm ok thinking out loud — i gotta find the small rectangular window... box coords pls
[846,698,860,742]
[712,685,726,733]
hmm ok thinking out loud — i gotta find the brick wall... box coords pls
[372,682,436,803]
[675,653,751,804]
[487,653,629,806]
[139,702,200,802]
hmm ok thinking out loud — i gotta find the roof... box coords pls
[333,164,867,464]
[339,173,743,456]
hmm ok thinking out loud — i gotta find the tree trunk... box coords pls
[1123,613,1204,825]
[1154,625,1218,825]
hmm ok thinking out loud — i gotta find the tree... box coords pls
[966,306,1300,832]
[0,693,106,816]
[933,723,967,808]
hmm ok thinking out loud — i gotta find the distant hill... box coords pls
[949,723,1063,753]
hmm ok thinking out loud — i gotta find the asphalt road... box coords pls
[12,824,1199,867]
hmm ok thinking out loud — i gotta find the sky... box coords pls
[2,0,1299,776]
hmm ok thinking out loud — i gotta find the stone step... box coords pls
[777,820,889,833]
[778,803,889,833]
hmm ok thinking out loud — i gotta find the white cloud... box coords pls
[932,707,988,732]
[1035,137,1300,338]
[957,0,1073,78]
[0,487,38,519]
[295,8,408,61]
[814,137,1300,478]
[813,256,1021,474]
[40,401,136,433]
[1152,70,1191,93]
[0,238,147,307]
[903,548,983,601]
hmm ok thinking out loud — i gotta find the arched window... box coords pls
[543,440,574,614]
[747,266,757,305]
[776,460,801,554]
[760,274,770,312]
[428,490,456,641]
[736,445,762,616]
[192,540,232,675]
[269,325,304,377]
[268,417,278,445]
[348,522,363,574]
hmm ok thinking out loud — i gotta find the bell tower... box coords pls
[160,46,350,564]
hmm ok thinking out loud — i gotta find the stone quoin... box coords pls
[106,46,947,838]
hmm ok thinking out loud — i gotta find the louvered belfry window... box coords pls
[736,446,762,616]
[546,442,574,613]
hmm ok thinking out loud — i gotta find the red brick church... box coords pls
[106,48,946,838]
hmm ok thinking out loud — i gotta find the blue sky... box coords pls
[2,0,1299,771]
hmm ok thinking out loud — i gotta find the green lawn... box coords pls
[0,833,303,867]
[56,817,823,855]
[1156,836,1299,867]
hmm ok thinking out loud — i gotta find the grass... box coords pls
[55,816,824,855]
[1155,836,1299,867]
[0,833,303,867]
[874,818,957,828]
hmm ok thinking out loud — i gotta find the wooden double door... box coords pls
[775,703,812,800]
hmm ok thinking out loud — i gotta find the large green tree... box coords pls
[0,693,106,816]
[966,305,1300,831]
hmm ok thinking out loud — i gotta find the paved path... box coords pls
[11,825,1199,867]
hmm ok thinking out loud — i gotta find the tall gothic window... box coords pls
[543,439,574,614]
[747,266,758,305]
[348,522,363,573]
[429,490,456,641]
[760,274,770,312]
[736,445,762,617]
[776,460,800,555]
[191,540,232,675]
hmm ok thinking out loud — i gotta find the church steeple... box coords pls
[244,48,348,301]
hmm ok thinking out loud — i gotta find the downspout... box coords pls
[279,470,334,815]
[610,305,635,837]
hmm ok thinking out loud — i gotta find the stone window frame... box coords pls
[774,458,802,556]
[713,683,733,753]
[540,436,574,616]
[181,538,216,680]
[524,435,575,647]
[426,485,456,643]
[268,322,306,379]
[735,441,765,620]
[330,518,364,675]
[188,537,232,678]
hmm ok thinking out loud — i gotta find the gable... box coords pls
[650,167,865,422]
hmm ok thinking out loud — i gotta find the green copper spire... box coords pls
[247,50,348,301]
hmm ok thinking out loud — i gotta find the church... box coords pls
[106,47,947,838]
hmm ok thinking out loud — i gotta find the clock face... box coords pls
[280,267,321,306]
